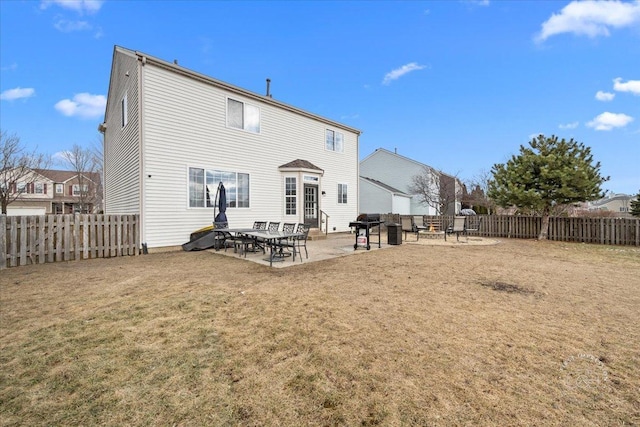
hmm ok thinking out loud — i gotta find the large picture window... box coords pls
[325,129,344,152]
[338,183,348,204]
[285,177,297,215]
[189,167,250,208]
[227,98,260,133]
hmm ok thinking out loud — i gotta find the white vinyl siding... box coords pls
[103,48,140,215]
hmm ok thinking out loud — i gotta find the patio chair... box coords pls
[267,222,280,233]
[253,221,267,230]
[278,223,299,261]
[294,223,310,261]
[212,221,254,255]
[465,216,483,236]
[451,216,467,242]
[401,216,419,241]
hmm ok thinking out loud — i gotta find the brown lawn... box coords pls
[1,238,639,426]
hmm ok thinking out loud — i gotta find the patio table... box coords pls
[241,230,304,266]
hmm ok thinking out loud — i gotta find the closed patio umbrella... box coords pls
[214,182,227,224]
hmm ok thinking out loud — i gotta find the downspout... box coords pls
[139,56,147,252]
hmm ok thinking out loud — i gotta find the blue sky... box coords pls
[1,0,639,194]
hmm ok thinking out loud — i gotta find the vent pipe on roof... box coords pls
[174,59,178,65]
[266,78,272,98]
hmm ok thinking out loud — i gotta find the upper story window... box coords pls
[16,182,26,194]
[121,92,128,128]
[35,183,44,194]
[325,129,344,152]
[56,184,64,194]
[72,184,88,196]
[227,98,260,133]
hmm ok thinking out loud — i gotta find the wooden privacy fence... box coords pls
[380,214,640,247]
[1,214,140,270]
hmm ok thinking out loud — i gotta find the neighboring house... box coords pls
[360,176,411,215]
[359,148,461,215]
[586,193,637,218]
[3,168,100,216]
[100,46,361,249]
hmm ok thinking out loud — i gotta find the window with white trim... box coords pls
[16,182,26,193]
[189,167,250,208]
[325,129,344,152]
[35,183,44,194]
[227,98,260,133]
[338,183,348,204]
[285,177,297,215]
[56,184,64,194]
[121,92,128,128]
[73,184,88,196]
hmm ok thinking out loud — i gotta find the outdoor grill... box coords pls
[349,214,382,250]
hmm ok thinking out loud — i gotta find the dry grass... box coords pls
[1,239,639,426]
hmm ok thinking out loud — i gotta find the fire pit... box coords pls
[349,214,382,250]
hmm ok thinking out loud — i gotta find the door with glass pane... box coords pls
[303,184,319,228]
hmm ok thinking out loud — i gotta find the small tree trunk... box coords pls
[538,213,550,240]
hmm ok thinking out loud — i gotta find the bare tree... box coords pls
[1,130,50,214]
[464,169,496,214]
[409,166,462,215]
[59,143,101,213]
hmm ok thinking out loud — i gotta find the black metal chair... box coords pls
[267,222,280,233]
[279,222,298,261]
[253,221,267,230]
[294,223,309,261]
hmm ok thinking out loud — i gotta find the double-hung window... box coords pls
[189,167,250,208]
[285,177,297,215]
[227,98,260,133]
[338,183,348,204]
[325,129,344,152]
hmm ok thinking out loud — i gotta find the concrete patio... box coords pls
[209,231,499,268]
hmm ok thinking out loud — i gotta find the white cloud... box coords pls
[1,87,35,101]
[535,0,640,42]
[54,93,106,118]
[613,77,640,95]
[586,111,634,131]
[1,63,18,72]
[595,90,615,101]
[54,18,91,32]
[559,121,579,129]
[40,0,104,14]
[382,62,428,85]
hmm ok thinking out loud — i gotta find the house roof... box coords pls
[34,169,100,184]
[361,148,461,181]
[109,46,361,136]
[278,159,323,171]
[360,176,409,196]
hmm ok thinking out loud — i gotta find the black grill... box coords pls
[349,214,382,251]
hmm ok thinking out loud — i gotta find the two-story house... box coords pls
[359,148,462,216]
[3,168,100,215]
[99,46,361,250]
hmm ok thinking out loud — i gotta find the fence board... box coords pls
[1,214,140,269]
